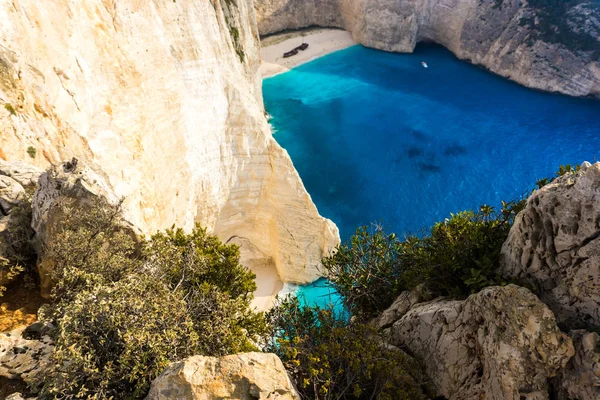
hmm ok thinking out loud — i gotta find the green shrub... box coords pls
[265,297,430,400]
[26,146,36,159]
[4,103,16,116]
[147,226,265,355]
[38,276,198,399]
[323,201,525,318]
[37,199,266,398]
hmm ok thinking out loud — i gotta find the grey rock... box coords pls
[500,161,600,330]
[384,285,574,400]
[0,175,25,215]
[554,330,600,400]
[0,160,42,188]
[0,326,53,388]
[31,159,139,298]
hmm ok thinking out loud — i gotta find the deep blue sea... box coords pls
[263,44,600,309]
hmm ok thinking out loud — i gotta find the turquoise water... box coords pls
[264,44,600,309]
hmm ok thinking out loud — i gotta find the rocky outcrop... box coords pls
[0,326,53,390]
[500,161,600,330]
[146,352,300,400]
[383,285,574,400]
[30,159,137,298]
[554,330,600,400]
[0,0,339,288]
[254,0,600,98]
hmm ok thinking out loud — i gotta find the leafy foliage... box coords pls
[265,297,431,400]
[38,276,198,400]
[37,198,266,399]
[537,163,581,189]
[26,146,37,159]
[322,201,525,318]
[147,227,265,355]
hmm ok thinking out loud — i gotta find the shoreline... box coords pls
[260,28,357,78]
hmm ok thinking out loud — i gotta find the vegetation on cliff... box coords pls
[35,199,266,399]
[265,297,431,400]
[321,200,525,318]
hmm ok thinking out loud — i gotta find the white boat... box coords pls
[421,61,428,68]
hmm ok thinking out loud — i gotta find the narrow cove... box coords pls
[263,43,600,309]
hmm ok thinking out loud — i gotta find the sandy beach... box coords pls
[260,28,357,78]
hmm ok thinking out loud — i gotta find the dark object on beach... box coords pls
[282,43,309,58]
[283,49,299,58]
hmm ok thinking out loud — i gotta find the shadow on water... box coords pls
[444,144,468,156]
[408,147,425,158]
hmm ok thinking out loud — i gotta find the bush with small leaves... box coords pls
[265,296,431,400]
[37,200,266,398]
[323,201,525,318]
[38,275,199,399]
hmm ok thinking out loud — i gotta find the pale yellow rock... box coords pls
[0,0,339,289]
[146,352,300,400]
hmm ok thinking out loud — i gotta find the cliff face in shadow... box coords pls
[255,0,600,98]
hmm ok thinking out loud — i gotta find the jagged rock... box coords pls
[554,330,600,400]
[0,176,25,215]
[31,159,132,298]
[0,326,53,390]
[374,284,432,330]
[500,161,600,330]
[384,285,574,400]
[146,352,300,400]
[0,161,43,189]
[254,0,600,98]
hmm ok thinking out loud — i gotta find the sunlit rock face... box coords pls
[254,0,600,98]
[0,0,339,285]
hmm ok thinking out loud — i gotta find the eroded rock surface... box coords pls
[384,285,574,400]
[554,330,600,400]
[0,326,52,390]
[501,161,600,330]
[255,0,600,98]
[146,352,300,400]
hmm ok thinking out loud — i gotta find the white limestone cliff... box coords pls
[0,0,339,288]
[254,0,600,98]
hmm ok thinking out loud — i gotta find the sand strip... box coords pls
[260,28,357,78]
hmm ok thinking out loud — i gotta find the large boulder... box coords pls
[384,285,574,400]
[0,161,43,189]
[500,161,600,330]
[554,330,600,400]
[146,352,300,400]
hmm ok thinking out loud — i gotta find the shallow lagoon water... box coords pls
[263,44,600,309]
